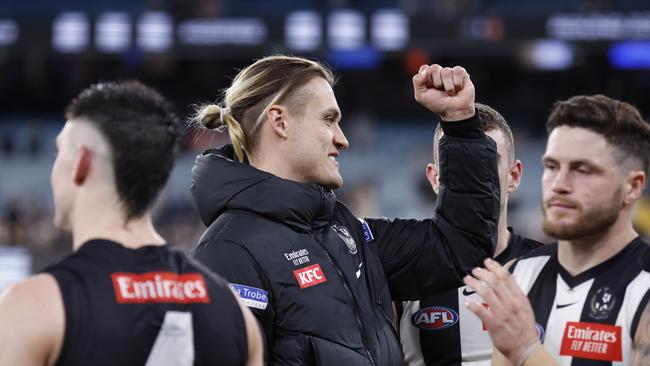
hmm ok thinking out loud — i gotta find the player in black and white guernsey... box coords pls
[400,104,543,366]
[464,94,650,366]
[0,81,263,366]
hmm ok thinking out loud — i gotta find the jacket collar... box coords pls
[191,144,336,233]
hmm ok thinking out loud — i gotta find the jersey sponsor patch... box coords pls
[411,306,459,331]
[229,283,268,310]
[111,272,210,304]
[560,321,622,362]
[293,263,327,289]
[358,219,374,242]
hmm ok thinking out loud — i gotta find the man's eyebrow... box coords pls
[541,155,557,164]
[323,108,341,122]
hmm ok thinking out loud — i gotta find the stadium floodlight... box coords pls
[286,10,322,52]
[0,19,18,47]
[328,9,365,50]
[177,18,267,46]
[96,12,132,53]
[371,9,409,51]
[52,12,89,53]
[521,39,574,71]
[137,11,173,53]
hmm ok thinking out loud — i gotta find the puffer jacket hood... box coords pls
[191,144,336,234]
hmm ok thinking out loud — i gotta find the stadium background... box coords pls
[1,0,649,288]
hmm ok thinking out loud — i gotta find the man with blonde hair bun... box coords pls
[190,55,501,365]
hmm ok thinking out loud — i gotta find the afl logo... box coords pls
[411,306,459,331]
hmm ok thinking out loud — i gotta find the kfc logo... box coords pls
[293,264,327,289]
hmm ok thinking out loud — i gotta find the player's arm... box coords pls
[0,274,64,366]
[632,299,650,366]
[464,258,559,366]
[231,294,264,366]
[369,64,499,300]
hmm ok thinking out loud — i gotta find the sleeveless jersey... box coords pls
[47,239,248,366]
[512,237,650,366]
[400,230,543,365]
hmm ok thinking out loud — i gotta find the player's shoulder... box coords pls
[1,273,61,305]
[633,236,650,271]
[509,243,557,277]
[171,246,235,291]
[519,241,557,260]
[0,274,64,366]
[0,273,64,336]
[497,229,549,264]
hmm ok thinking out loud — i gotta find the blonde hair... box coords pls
[192,55,336,162]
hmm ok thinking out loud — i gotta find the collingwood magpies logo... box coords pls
[331,225,357,255]
[590,287,616,320]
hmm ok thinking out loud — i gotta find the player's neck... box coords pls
[557,216,637,276]
[249,144,307,184]
[494,208,510,257]
[70,197,165,251]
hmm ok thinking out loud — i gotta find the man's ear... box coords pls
[425,163,440,194]
[507,159,523,194]
[266,105,288,139]
[73,145,92,185]
[623,170,645,205]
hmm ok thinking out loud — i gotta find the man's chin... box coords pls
[321,177,343,191]
[542,223,578,240]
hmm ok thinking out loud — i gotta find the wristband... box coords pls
[514,339,541,366]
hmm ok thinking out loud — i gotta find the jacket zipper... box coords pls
[320,247,377,366]
[376,302,400,341]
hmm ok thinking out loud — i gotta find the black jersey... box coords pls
[399,229,543,366]
[512,237,650,366]
[47,239,248,366]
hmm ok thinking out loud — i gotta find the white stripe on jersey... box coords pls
[544,276,594,366]
[401,300,426,366]
[456,286,491,365]
[512,255,552,294]
[619,270,650,365]
[145,311,194,366]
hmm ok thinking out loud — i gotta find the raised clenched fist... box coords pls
[413,64,475,122]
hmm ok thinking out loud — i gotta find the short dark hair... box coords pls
[434,103,514,165]
[546,94,650,176]
[65,80,179,220]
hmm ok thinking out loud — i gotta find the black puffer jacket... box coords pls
[190,116,499,365]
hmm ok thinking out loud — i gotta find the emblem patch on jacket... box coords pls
[331,224,357,255]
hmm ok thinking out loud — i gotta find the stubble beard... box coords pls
[542,189,622,240]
